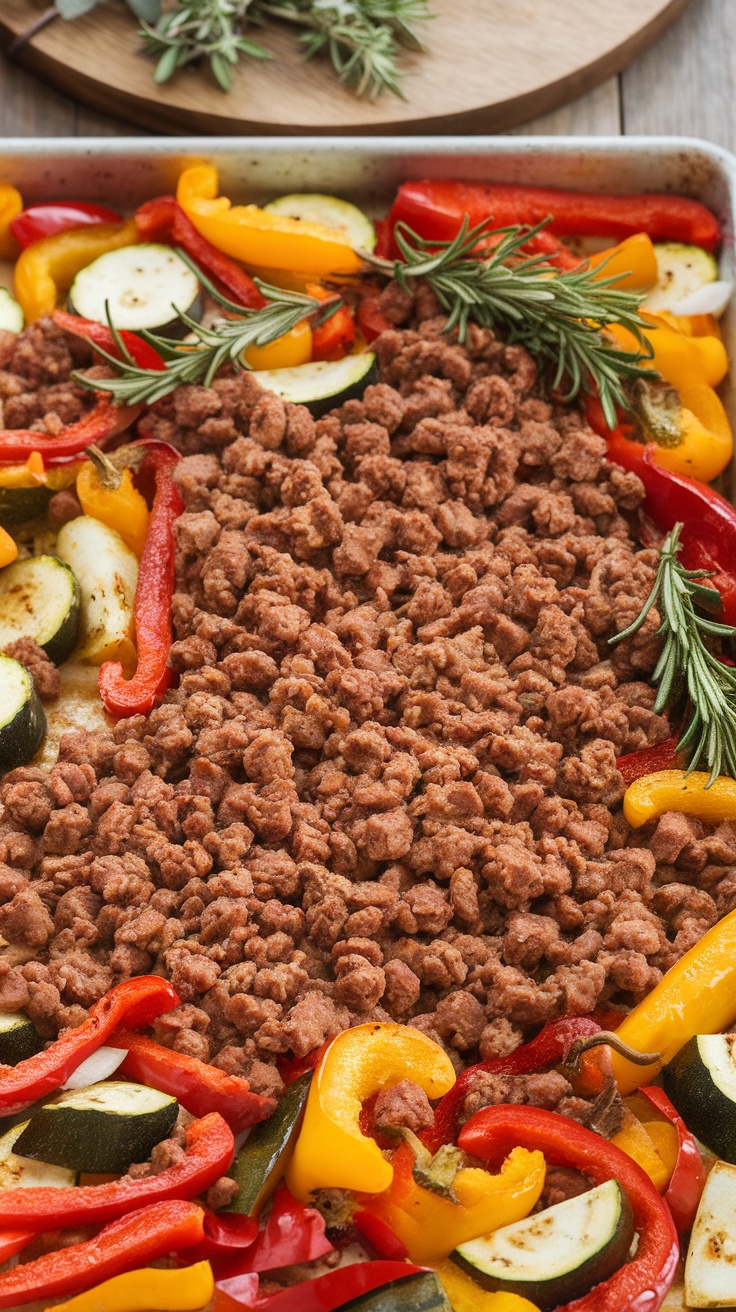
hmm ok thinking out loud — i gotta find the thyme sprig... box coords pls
[363,218,657,427]
[74,251,341,407]
[610,523,736,784]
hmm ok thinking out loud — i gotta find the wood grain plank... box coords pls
[0,0,689,136]
[622,0,736,151]
[510,75,622,136]
[0,47,76,136]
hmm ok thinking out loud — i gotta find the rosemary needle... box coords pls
[363,218,657,427]
[610,523,736,784]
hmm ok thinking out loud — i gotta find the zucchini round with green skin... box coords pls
[643,242,719,313]
[685,1158,736,1307]
[0,1014,43,1066]
[226,1071,312,1217]
[14,1081,179,1174]
[263,194,376,253]
[0,656,46,771]
[340,1273,450,1312]
[55,516,137,670]
[0,556,79,665]
[69,244,202,338]
[0,1120,77,1191]
[452,1179,635,1311]
[0,463,81,529]
[0,288,24,334]
[663,1033,736,1162]
[253,352,378,418]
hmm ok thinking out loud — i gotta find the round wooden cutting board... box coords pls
[1,0,688,137]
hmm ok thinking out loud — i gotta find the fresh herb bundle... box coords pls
[610,523,736,784]
[365,219,657,426]
[50,0,430,96]
[74,254,341,406]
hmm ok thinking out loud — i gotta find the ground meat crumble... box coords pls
[1,307,734,1109]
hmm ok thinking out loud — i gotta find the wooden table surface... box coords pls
[0,0,731,144]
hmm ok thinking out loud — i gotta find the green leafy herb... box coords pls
[139,0,429,95]
[610,522,736,784]
[364,218,657,427]
[74,251,340,407]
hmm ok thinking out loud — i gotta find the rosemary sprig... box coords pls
[363,219,657,427]
[610,523,736,784]
[138,0,429,95]
[75,252,340,407]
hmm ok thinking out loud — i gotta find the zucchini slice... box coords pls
[226,1071,311,1217]
[0,555,80,665]
[0,655,46,771]
[0,1013,43,1066]
[0,288,24,335]
[0,1120,76,1190]
[643,241,719,313]
[340,1273,450,1312]
[663,1034,736,1162]
[69,244,202,338]
[685,1158,736,1307]
[14,1081,179,1174]
[263,194,376,253]
[452,1179,635,1311]
[254,352,378,419]
[55,516,138,670]
[0,462,80,529]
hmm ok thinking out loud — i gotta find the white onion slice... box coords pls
[61,1045,128,1090]
[669,280,733,318]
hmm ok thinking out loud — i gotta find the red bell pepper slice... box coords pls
[617,736,684,785]
[0,1231,34,1264]
[98,440,183,718]
[590,397,736,626]
[356,283,393,344]
[109,1030,275,1131]
[0,1200,204,1309]
[216,1261,425,1312]
[0,395,143,467]
[135,196,265,310]
[353,1210,410,1261]
[0,976,178,1117]
[639,1086,705,1235]
[387,181,721,251]
[0,1112,233,1231]
[311,302,356,361]
[180,1211,260,1265]
[430,1016,601,1149]
[53,308,166,372]
[11,201,122,249]
[277,1040,331,1087]
[214,1185,333,1280]
[460,1105,678,1312]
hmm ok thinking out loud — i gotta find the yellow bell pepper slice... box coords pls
[45,1261,214,1312]
[642,1120,679,1180]
[624,769,736,829]
[14,219,139,322]
[609,315,733,481]
[285,1022,456,1200]
[656,310,722,341]
[610,905,736,1094]
[611,1109,670,1192]
[177,166,362,277]
[368,1143,546,1265]
[589,233,658,291]
[0,184,23,260]
[76,456,150,559]
[435,1260,541,1312]
[244,318,313,370]
[0,526,18,569]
